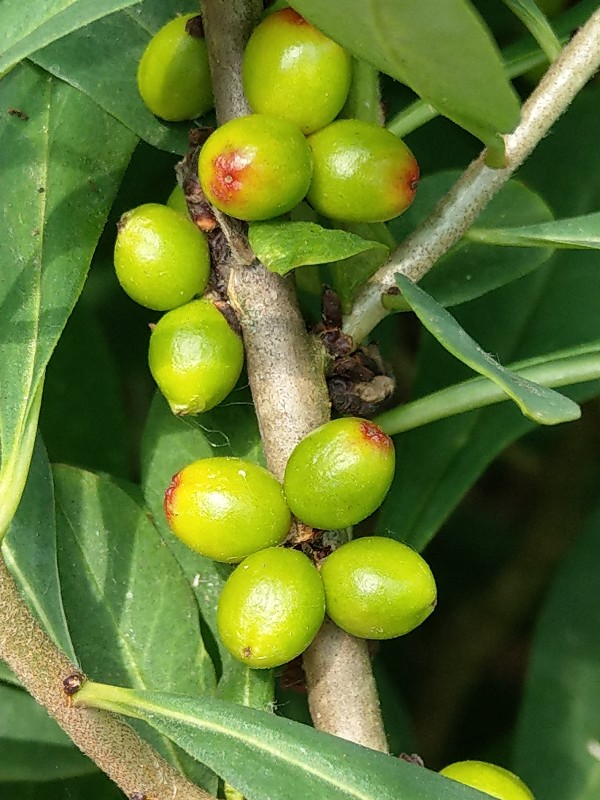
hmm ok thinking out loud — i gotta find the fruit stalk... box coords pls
[342,5,600,345]
[200,0,388,750]
[0,555,215,800]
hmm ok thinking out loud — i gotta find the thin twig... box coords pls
[199,0,388,751]
[343,6,600,345]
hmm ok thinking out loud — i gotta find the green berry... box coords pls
[198,114,313,221]
[114,203,210,311]
[217,547,325,668]
[163,457,291,563]
[306,119,419,222]
[440,761,535,800]
[167,184,188,215]
[320,537,436,639]
[243,9,351,135]
[137,14,213,122]
[148,298,244,414]
[283,417,395,530]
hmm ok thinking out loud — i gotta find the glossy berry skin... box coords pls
[198,114,313,221]
[243,8,351,135]
[320,537,437,639]
[283,417,395,530]
[217,547,325,668]
[114,204,210,311]
[137,14,213,122]
[306,119,419,223]
[440,761,535,800]
[163,457,291,563]
[148,298,243,415]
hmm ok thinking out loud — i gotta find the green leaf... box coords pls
[76,682,490,800]
[53,465,217,790]
[0,773,125,800]
[395,273,580,425]
[40,304,128,477]
[514,500,600,799]
[502,0,562,62]
[2,437,76,661]
[0,682,95,781]
[0,63,137,537]
[0,661,20,686]
[141,392,274,710]
[30,0,205,154]
[288,0,520,146]
[376,342,600,435]
[248,220,388,276]
[0,0,139,77]
[466,211,600,250]
[387,172,554,310]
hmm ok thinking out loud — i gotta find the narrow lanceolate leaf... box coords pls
[515,501,600,799]
[141,393,274,710]
[0,0,140,77]
[2,437,76,662]
[248,220,388,276]
[0,63,137,539]
[54,465,217,791]
[0,682,94,782]
[466,211,600,250]
[31,0,201,154]
[395,274,580,425]
[76,682,490,800]
[289,0,520,146]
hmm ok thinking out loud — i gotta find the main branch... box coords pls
[200,0,388,751]
[343,6,600,344]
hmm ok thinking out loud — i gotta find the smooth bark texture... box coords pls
[200,0,389,751]
[0,557,215,800]
[343,6,600,344]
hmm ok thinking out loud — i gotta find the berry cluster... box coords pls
[163,417,437,669]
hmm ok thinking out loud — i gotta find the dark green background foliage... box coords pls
[1,0,600,798]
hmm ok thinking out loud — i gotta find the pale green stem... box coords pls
[503,0,562,62]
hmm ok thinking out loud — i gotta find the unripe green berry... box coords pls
[114,203,210,311]
[148,298,243,415]
[243,9,351,135]
[440,761,535,800]
[217,547,325,668]
[307,119,419,222]
[167,184,188,215]
[198,114,313,221]
[137,14,213,122]
[163,457,291,563]
[320,537,437,639]
[283,417,395,530]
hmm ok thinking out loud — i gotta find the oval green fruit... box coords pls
[217,547,325,668]
[307,119,419,222]
[283,417,395,530]
[320,537,436,639]
[137,13,213,122]
[164,457,291,563]
[243,8,351,135]
[114,203,210,311]
[440,761,535,800]
[198,114,313,221]
[148,298,243,414]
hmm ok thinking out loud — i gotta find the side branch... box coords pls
[343,7,600,344]
[200,0,388,751]
[0,557,214,800]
